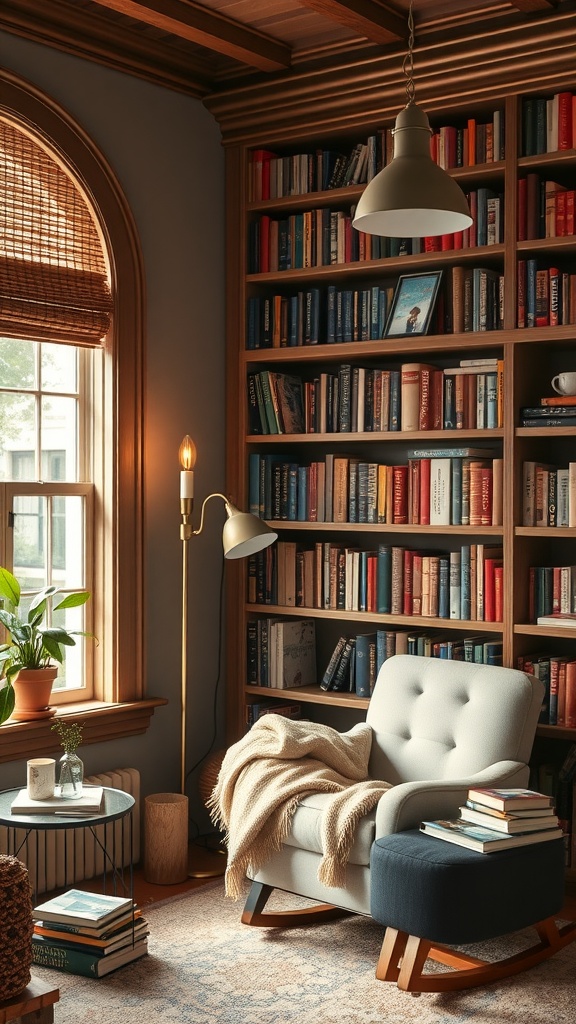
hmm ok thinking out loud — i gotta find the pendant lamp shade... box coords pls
[352,103,473,238]
[222,502,278,559]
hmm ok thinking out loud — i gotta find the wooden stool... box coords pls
[0,977,59,1024]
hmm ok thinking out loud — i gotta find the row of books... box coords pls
[245,271,506,352]
[522,460,576,526]
[521,91,575,156]
[246,617,317,690]
[246,284,393,349]
[248,190,506,274]
[517,261,576,329]
[247,361,504,437]
[245,698,302,728]
[518,653,576,728]
[31,888,148,978]
[247,621,505,698]
[421,787,562,854]
[248,541,504,624]
[248,451,503,528]
[249,113,506,201]
[518,174,575,240]
[529,563,576,622]
[520,406,576,428]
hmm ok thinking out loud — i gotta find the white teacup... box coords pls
[27,758,56,800]
[551,372,576,396]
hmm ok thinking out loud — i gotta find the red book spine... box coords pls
[557,91,574,150]
[409,460,420,524]
[392,466,408,525]
[494,565,503,622]
[481,468,493,525]
[565,661,576,728]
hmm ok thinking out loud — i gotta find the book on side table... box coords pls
[11,785,104,815]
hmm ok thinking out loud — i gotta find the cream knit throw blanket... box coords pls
[208,714,392,900]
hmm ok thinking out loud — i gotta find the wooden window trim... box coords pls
[0,69,154,753]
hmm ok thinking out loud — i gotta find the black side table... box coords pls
[0,787,135,904]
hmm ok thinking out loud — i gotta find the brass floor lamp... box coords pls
[179,435,277,877]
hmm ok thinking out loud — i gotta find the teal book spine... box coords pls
[377,544,392,614]
[249,453,261,516]
[354,633,376,697]
[460,544,471,620]
[451,458,463,525]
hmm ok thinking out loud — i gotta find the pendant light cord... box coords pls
[402,0,416,106]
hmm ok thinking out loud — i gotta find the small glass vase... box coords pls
[57,751,84,798]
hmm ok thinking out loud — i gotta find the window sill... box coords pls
[0,698,167,764]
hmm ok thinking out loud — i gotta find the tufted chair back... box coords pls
[366,654,543,785]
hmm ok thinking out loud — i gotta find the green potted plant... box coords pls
[0,567,93,725]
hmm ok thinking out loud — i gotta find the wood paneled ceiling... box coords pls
[0,0,569,99]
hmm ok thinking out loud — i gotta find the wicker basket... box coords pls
[0,855,33,1002]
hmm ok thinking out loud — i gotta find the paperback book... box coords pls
[11,786,104,815]
[420,818,563,852]
[33,888,134,928]
[459,805,559,833]
[466,787,554,811]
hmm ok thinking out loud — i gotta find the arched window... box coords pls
[0,69,154,758]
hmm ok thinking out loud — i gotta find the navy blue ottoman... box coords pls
[370,830,575,992]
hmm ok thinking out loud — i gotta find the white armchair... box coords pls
[241,654,544,924]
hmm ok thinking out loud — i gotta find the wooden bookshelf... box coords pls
[208,12,576,872]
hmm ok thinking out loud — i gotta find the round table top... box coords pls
[0,786,135,830]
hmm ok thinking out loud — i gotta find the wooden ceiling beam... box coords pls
[90,0,292,71]
[508,1,558,10]
[297,0,406,43]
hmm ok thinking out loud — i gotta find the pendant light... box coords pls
[352,1,472,238]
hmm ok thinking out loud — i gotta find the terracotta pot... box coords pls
[11,666,58,721]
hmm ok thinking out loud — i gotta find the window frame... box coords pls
[0,69,163,762]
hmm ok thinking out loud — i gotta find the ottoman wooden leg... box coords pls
[376,916,576,993]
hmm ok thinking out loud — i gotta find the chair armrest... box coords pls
[374,760,529,837]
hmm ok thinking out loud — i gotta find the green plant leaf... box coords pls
[29,586,57,612]
[39,635,64,662]
[0,682,15,725]
[0,567,20,607]
[43,628,76,646]
[54,592,90,610]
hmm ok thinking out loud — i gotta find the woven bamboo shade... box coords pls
[0,117,112,346]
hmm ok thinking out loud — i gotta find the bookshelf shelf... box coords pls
[223,55,576,874]
[245,683,368,710]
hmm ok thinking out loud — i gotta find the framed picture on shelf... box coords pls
[384,271,443,338]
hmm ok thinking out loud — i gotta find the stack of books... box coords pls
[31,888,149,977]
[11,785,105,817]
[420,787,563,853]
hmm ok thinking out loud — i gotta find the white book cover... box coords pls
[429,458,451,525]
[11,786,104,816]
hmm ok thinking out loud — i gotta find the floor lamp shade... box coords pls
[352,103,473,238]
[222,503,278,559]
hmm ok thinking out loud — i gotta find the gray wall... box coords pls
[0,33,227,832]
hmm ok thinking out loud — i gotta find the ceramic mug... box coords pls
[551,371,576,396]
[27,757,56,800]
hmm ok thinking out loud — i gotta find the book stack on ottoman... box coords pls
[31,889,148,978]
[420,787,563,852]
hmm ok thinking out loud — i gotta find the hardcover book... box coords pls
[33,889,134,928]
[467,787,554,811]
[11,786,104,816]
[420,817,562,852]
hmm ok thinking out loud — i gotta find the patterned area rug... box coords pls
[34,882,575,1023]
